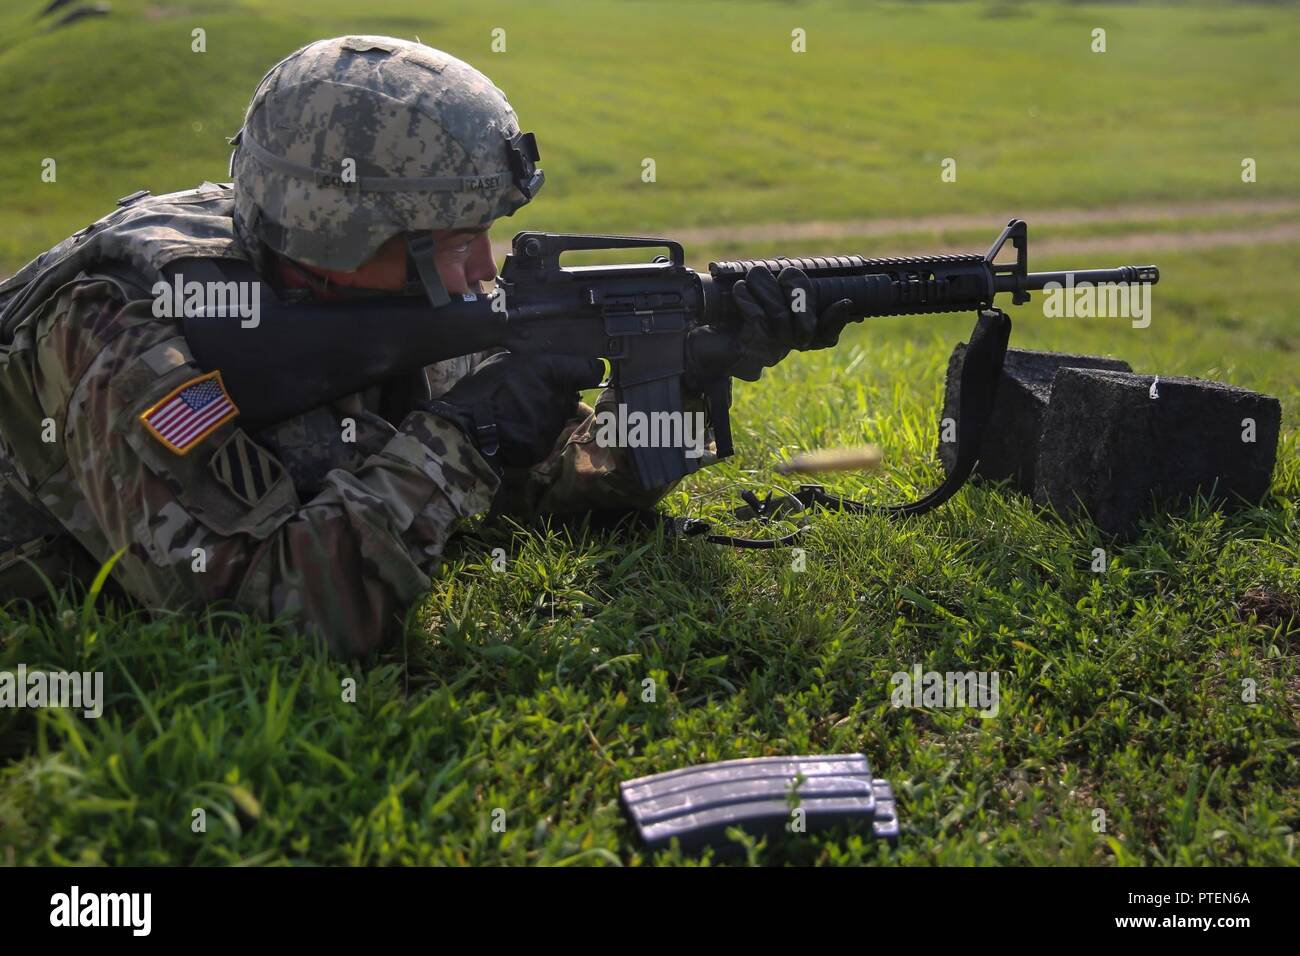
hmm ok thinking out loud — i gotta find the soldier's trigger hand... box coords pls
[423,352,605,470]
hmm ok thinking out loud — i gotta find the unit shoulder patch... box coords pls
[208,430,286,508]
[138,370,238,454]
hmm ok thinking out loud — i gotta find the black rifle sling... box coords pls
[683,309,1012,548]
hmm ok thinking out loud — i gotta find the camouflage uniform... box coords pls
[0,185,689,657]
[0,37,702,657]
[0,35,712,658]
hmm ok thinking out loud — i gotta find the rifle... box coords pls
[182,219,1158,525]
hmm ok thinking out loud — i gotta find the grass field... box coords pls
[1,0,1297,865]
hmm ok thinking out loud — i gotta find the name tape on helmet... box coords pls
[233,127,537,196]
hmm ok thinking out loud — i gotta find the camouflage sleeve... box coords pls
[42,281,498,657]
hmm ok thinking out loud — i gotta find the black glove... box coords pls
[725,266,858,381]
[423,352,606,469]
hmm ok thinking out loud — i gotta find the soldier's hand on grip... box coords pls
[727,266,856,381]
[423,352,605,470]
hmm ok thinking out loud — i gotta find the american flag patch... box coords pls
[138,371,239,454]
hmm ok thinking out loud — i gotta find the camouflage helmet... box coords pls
[229,35,543,304]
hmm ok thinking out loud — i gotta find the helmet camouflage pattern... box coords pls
[229,35,543,282]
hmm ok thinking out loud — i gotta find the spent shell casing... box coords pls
[775,445,883,475]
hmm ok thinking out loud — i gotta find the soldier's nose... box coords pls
[470,257,498,286]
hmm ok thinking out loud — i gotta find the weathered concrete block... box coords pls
[1033,369,1281,536]
[939,346,1131,493]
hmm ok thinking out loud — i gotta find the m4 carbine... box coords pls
[183,219,1158,505]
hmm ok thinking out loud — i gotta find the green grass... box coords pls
[3,0,1299,271]
[3,238,1297,866]
[1,0,1297,866]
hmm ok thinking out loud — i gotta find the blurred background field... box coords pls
[1,0,1296,866]
[2,0,1298,256]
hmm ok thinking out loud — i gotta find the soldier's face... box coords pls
[431,227,498,295]
[299,228,498,295]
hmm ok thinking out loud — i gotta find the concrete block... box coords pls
[1033,369,1281,536]
[939,346,1131,493]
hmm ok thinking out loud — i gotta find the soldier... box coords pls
[0,36,853,657]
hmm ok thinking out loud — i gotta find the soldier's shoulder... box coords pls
[42,281,177,391]
[34,268,164,350]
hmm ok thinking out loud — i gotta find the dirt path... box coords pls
[5,199,1294,284]
[493,197,1300,260]
[1028,221,1300,257]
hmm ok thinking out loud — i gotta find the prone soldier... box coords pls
[0,36,852,656]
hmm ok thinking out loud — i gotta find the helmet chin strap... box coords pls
[405,231,451,308]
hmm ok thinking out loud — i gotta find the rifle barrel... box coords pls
[1006,265,1159,294]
